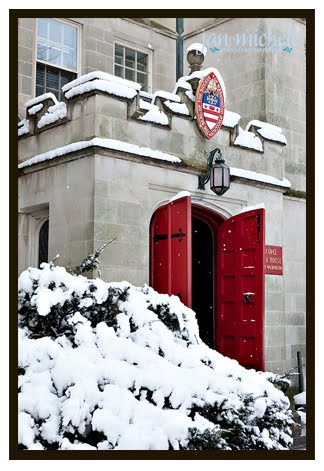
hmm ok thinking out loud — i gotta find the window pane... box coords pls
[125,68,135,81]
[125,47,135,69]
[114,64,123,78]
[60,70,75,88]
[137,52,147,72]
[37,43,47,61]
[36,19,78,77]
[63,24,76,49]
[48,19,62,45]
[37,18,48,39]
[36,63,76,99]
[36,63,45,87]
[36,84,44,97]
[46,67,59,90]
[48,46,62,66]
[115,44,124,65]
[137,72,147,90]
[59,70,76,100]
[63,50,76,70]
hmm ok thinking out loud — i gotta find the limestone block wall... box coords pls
[17,17,176,119]
[18,137,304,374]
[283,196,306,371]
[17,69,306,374]
[18,17,35,120]
[184,17,267,123]
[263,19,306,191]
[18,86,288,186]
[184,17,306,191]
[18,156,95,271]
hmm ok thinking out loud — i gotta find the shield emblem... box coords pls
[196,71,225,139]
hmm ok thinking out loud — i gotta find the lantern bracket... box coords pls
[198,148,223,190]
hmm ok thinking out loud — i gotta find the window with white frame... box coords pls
[114,42,151,92]
[36,18,79,101]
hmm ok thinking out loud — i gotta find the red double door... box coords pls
[150,195,265,371]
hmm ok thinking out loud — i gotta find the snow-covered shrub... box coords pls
[18,263,294,450]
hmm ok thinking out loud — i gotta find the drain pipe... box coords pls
[176,18,184,81]
[297,351,305,393]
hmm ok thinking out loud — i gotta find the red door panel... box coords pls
[150,196,192,307]
[217,208,265,370]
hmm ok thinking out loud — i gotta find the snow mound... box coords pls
[18,263,293,450]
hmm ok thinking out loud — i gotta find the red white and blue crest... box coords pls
[196,71,225,139]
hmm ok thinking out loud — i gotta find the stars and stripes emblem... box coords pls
[195,71,225,139]
[202,93,221,130]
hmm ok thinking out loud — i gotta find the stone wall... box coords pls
[283,196,306,372]
[18,17,35,120]
[184,17,306,190]
[17,17,176,119]
[17,30,306,373]
[18,84,288,182]
[18,138,296,373]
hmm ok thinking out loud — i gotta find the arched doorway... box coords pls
[150,195,265,370]
[191,205,224,348]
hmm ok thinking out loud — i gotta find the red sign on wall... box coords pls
[264,245,283,275]
[195,71,225,139]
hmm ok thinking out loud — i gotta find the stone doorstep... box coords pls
[290,406,306,450]
[291,434,306,450]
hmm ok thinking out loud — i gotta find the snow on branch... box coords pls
[18,261,294,450]
[73,238,116,275]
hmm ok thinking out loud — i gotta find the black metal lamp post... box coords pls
[198,148,230,196]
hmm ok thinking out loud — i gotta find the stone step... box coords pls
[291,435,306,450]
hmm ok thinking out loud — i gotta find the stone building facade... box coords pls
[17,17,306,375]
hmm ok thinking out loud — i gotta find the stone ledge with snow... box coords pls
[18,262,294,451]
[17,70,290,187]
[18,70,286,149]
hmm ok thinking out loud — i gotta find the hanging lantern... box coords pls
[198,148,230,196]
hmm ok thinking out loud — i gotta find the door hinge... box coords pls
[154,228,186,243]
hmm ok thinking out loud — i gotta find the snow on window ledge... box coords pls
[26,92,59,109]
[139,99,153,111]
[152,90,180,105]
[164,100,190,116]
[65,79,138,101]
[234,127,263,152]
[37,102,67,129]
[246,120,287,145]
[18,119,30,137]
[27,103,44,116]
[18,137,182,169]
[62,70,142,93]
[138,107,169,126]
[222,110,241,128]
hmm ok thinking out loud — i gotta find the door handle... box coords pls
[244,294,251,304]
